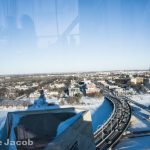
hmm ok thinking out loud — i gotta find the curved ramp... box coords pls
[94,94,131,150]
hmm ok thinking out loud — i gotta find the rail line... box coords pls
[94,92,131,150]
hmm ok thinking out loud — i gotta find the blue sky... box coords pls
[0,0,150,74]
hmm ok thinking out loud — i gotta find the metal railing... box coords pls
[94,92,131,150]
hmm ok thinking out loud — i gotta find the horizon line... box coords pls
[0,69,149,76]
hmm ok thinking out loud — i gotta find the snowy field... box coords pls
[130,94,150,107]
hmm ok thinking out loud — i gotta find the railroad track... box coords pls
[94,92,131,150]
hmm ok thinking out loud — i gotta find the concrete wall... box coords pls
[45,110,96,150]
[1,108,96,150]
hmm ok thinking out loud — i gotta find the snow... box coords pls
[130,94,150,107]
[0,97,59,137]
[129,115,149,132]
[61,97,113,132]
[0,111,9,136]
[115,136,150,150]
[91,98,113,132]
[0,96,113,148]
[56,112,82,136]
[46,98,59,104]
[7,113,25,150]
[0,108,25,139]
[115,94,150,150]
[129,105,150,132]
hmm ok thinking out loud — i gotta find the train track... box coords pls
[94,92,131,150]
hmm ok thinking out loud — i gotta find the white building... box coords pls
[131,77,143,84]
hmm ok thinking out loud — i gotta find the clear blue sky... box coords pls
[0,0,150,74]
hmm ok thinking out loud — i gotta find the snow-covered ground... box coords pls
[0,96,113,137]
[2,94,150,150]
[0,96,113,150]
[64,97,113,132]
[56,112,82,136]
[115,136,150,150]
[0,98,59,132]
[115,94,150,150]
[130,94,150,107]
[129,105,150,132]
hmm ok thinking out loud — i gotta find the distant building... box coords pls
[79,80,99,95]
[49,83,65,89]
[86,81,98,94]
[143,78,150,87]
[64,86,69,96]
[68,80,81,97]
[115,87,136,96]
[131,77,143,85]
[69,87,81,97]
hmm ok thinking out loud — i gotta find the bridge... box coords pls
[94,90,131,150]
